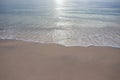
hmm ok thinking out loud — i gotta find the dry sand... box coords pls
[0,40,120,80]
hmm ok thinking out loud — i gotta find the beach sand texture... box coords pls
[0,40,120,80]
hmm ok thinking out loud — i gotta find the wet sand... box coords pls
[0,40,120,80]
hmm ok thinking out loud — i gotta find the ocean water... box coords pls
[0,0,120,47]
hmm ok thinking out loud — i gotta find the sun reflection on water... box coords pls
[52,0,74,45]
[54,0,64,18]
[54,0,70,27]
[55,0,64,6]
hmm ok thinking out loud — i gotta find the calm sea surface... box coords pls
[0,0,120,47]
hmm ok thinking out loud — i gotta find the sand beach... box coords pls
[0,40,120,80]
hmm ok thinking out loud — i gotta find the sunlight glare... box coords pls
[56,0,64,6]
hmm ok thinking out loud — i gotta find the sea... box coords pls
[0,0,120,47]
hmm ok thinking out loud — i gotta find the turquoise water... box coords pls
[0,0,120,47]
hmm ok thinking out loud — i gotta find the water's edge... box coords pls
[0,39,120,49]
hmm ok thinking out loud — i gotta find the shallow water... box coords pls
[0,0,120,47]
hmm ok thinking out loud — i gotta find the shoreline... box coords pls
[0,39,120,49]
[0,39,120,80]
